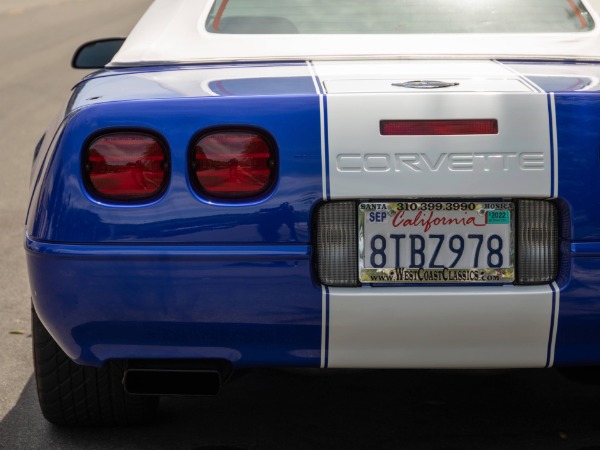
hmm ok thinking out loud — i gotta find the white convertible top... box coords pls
[110,0,600,67]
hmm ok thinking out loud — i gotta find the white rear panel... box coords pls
[313,60,552,199]
[327,285,555,368]
[317,60,557,369]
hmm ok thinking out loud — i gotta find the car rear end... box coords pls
[24,0,600,426]
[26,59,600,373]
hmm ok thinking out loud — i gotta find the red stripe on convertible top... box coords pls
[212,0,229,31]
[567,0,589,29]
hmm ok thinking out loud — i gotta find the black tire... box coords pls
[32,306,159,426]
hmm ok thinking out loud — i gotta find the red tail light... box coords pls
[380,119,498,136]
[191,130,276,199]
[84,132,168,201]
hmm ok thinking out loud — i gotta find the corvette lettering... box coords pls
[336,152,545,173]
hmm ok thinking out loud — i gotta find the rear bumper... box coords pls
[26,237,323,367]
[26,236,600,369]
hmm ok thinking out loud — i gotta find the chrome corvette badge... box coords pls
[392,80,460,89]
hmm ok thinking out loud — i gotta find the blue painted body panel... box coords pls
[24,60,600,368]
[554,257,600,366]
[68,63,317,110]
[27,96,322,243]
[27,238,321,367]
[505,61,600,93]
[551,91,600,366]
[554,93,600,241]
[26,63,325,367]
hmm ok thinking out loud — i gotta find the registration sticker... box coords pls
[487,210,510,225]
[358,202,515,284]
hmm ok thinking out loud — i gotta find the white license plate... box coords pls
[359,202,514,283]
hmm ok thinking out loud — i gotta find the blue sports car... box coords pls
[26,0,600,425]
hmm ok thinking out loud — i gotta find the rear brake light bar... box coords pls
[380,119,498,136]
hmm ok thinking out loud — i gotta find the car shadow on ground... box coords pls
[2,369,600,450]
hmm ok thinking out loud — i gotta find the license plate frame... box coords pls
[358,201,515,284]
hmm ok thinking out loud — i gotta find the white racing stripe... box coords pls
[307,61,329,200]
[312,60,553,200]
[320,286,328,368]
[327,285,554,368]
[313,60,557,368]
[547,282,561,367]
[550,92,559,198]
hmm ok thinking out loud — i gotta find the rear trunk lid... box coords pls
[312,60,553,199]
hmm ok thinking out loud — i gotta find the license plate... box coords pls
[359,202,514,284]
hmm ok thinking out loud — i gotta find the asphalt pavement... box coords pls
[0,0,152,434]
[3,2,600,449]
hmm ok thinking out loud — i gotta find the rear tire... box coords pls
[32,306,158,426]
